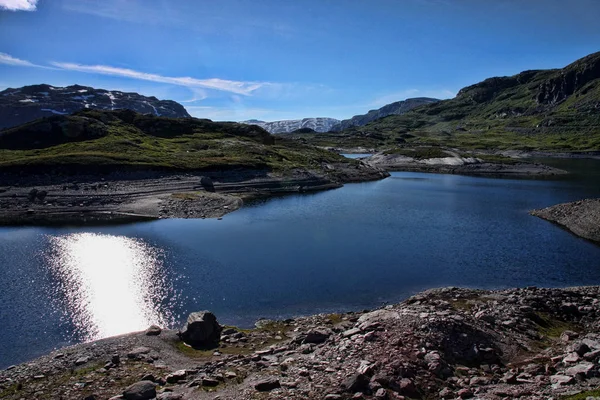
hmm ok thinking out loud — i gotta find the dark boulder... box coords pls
[179,311,222,348]
[199,176,215,192]
[122,380,157,400]
[254,377,280,391]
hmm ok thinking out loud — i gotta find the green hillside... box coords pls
[295,51,600,152]
[0,108,359,174]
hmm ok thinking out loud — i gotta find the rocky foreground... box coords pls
[2,286,600,399]
[532,199,600,244]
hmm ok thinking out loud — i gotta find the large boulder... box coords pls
[122,380,157,400]
[179,311,222,348]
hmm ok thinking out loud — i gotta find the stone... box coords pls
[563,352,581,363]
[341,373,370,393]
[303,329,330,344]
[572,342,591,356]
[122,380,157,400]
[127,347,151,359]
[550,374,574,387]
[145,325,162,336]
[179,311,222,347]
[566,362,595,378]
[343,328,362,338]
[165,370,187,384]
[202,377,220,387]
[374,388,387,398]
[254,377,281,391]
[584,349,600,361]
[398,378,418,398]
[75,356,90,366]
[457,388,474,399]
[439,387,453,399]
[157,393,183,400]
[200,176,215,192]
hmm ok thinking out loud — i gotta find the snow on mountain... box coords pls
[241,117,340,134]
[0,84,191,130]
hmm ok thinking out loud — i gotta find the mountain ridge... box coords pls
[296,51,600,152]
[0,84,191,130]
[330,97,440,131]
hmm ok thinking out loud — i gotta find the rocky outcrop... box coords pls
[0,84,191,130]
[365,151,568,177]
[537,52,600,105]
[3,286,600,399]
[330,97,439,131]
[531,198,600,243]
[242,118,340,134]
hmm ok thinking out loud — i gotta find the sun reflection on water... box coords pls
[46,233,176,342]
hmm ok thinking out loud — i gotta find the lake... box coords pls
[1,160,600,368]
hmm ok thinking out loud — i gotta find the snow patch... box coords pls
[71,95,95,101]
[19,98,38,103]
[40,108,69,115]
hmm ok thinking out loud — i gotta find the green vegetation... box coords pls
[0,109,358,174]
[533,312,579,339]
[293,52,600,153]
[561,388,600,399]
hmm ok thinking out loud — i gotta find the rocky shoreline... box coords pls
[364,153,568,177]
[531,199,600,244]
[2,286,600,399]
[0,161,388,226]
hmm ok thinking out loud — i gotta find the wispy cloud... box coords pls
[50,62,270,96]
[0,52,42,67]
[0,0,38,11]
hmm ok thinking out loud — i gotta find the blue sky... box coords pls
[1,0,599,121]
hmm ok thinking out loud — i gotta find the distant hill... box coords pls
[0,109,376,178]
[299,51,600,152]
[241,117,340,134]
[0,84,191,130]
[330,97,439,131]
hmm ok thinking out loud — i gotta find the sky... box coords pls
[1,0,599,122]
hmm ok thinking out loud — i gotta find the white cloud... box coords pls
[0,52,39,67]
[0,0,38,11]
[50,62,270,96]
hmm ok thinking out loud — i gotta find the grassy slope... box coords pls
[295,52,600,152]
[0,109,354,174]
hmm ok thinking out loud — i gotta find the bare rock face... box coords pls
[178,311,222,348]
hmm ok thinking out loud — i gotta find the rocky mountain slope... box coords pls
[242,117,340,134]
[2,286,600,399]
[0,84,191,130]
[299,51,600,152]
[330,97,439,131]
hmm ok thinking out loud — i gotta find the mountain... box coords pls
[0,84,191,130]
[300,51,600,152]
[330,97,440,131]
[241,117,340,133]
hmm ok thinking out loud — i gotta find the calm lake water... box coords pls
[1,160,600,367]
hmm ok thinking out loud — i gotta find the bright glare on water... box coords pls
[45,233,175,342]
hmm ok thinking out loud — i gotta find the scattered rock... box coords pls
[254,377,281,391]
[145,325,162,336]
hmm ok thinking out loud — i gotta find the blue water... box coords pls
[341,153,373,159]
[1,161,600,367]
